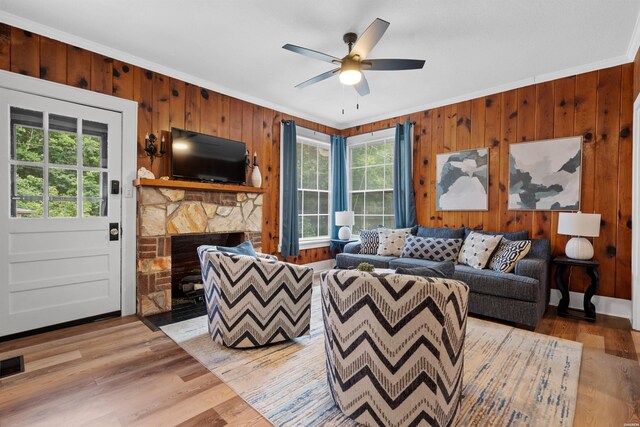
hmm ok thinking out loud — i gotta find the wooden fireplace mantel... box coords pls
[133,178,266,194]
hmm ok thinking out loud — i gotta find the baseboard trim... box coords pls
[548,289,632,320]
[304,259,335,272]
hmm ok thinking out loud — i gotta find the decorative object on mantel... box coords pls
[509,136,582,210]
[250,151,262,188]
[436,148,489,211]
[335,210,354,239]
[557,211,601,260]
[159,176,170,180]
[143,132,166,166]
[137,167,155,179]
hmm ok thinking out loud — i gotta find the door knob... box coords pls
[109,222,119,241]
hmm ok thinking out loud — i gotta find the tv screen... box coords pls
[171,128,247,184]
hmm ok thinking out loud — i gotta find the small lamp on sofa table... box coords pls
[335,211,355,240]
[557,212,601,260]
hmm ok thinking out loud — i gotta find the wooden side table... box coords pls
[330,239,357,256]
[553,256,600,322]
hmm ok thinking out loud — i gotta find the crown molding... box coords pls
[627,12,640,61]
[0,11,344,130]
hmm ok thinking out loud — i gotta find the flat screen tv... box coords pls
[171,127,247,184]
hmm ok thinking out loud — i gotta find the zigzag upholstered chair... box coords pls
[321,269,469,427]
[198,246,313,348]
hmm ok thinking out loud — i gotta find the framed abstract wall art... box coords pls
[436,148,489,211]
[508,136,582,211]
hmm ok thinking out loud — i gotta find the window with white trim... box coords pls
[348,128,395,233]
[280,126,332,250]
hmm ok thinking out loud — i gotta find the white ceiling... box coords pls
[0,0,639,129]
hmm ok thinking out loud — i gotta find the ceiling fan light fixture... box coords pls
[339,69,362,85]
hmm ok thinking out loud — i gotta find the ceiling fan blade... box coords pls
[283,44,342,64]
[349,18,390,60]
[361,58,426,71]
[354,74,370,96]
[295,68,340,89]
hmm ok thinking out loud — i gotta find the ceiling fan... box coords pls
[282,18,425,96]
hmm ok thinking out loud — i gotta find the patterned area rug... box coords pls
[162,288,582,426]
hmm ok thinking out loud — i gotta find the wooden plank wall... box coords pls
[343,65,634,300]
[0,24,335,264]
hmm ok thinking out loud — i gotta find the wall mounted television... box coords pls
[171,127,247,184]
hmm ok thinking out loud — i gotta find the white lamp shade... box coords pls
[557,212,601,237]
[335,211,355,226]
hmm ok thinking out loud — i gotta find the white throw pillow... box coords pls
[377,228,413,257]
[458,231,503,269]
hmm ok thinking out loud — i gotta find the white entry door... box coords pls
[0,88,122,337]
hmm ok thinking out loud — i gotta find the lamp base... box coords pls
[338,226,352,240]
[565,236,594,260]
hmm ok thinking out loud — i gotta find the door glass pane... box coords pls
[11,165,44,218]
[49,114,78,166]
[83,171,107,217]
[49,168,77,218]
[11,107,44,162]
[82,120,108,168]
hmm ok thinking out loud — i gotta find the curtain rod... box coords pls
[281,119,415,132]
[280,120,331,137]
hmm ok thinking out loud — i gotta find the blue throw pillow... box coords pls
[395,261,455,279]
[217,240,257,257]
[414,226,465,239]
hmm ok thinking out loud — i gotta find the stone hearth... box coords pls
[136,186,262,316]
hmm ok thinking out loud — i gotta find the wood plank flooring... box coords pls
[0,310,638,426]
[0,316,270,427]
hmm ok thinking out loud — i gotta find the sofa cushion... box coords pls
[358,229,379,255]
[400,235,462,262]
[377,227,412,256]
[464,227,528,241]
[453,264,539,302]
[458,231,503,269]
[414,226,465,239]
[395,261,455,279]
[489,239,532,273]
[335,253,395,269]
[389,257,443,269]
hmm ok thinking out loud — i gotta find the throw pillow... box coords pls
[377,227,413,256]
[400,235,462,263]
[395,261,455,279]
[217,240,257,257]
[489,239,532,273]
[463,227,528,242]
[358,229,380,255]
[414,225,465,239]
[458,231,503,269]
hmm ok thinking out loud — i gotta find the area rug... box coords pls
[161,288,582,426]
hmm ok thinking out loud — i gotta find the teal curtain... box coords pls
[281,120,299,257]
[393,121,417,228]
[330,135,348,251]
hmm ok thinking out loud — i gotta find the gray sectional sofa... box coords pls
[335,227,551,327]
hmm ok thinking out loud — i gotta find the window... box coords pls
[297,128,331,246]
[10,107,109,218]
[348,128,395,233]
[280,126,332,250]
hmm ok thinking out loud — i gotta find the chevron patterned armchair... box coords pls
[198,246,313,348]
[321,269,469,427]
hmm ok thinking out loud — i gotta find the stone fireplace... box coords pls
[136,184,263,316]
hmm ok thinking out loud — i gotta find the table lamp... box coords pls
[557,212,601,260]
[335,211,355,240]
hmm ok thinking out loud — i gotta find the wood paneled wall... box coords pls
[0,25,334,264]
[343,65,634,300]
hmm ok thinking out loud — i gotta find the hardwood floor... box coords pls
[0,316,270,427]
[0,310,638,426]
[534,311,640,426]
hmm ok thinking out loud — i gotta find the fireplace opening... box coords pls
[171,232,243,304]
